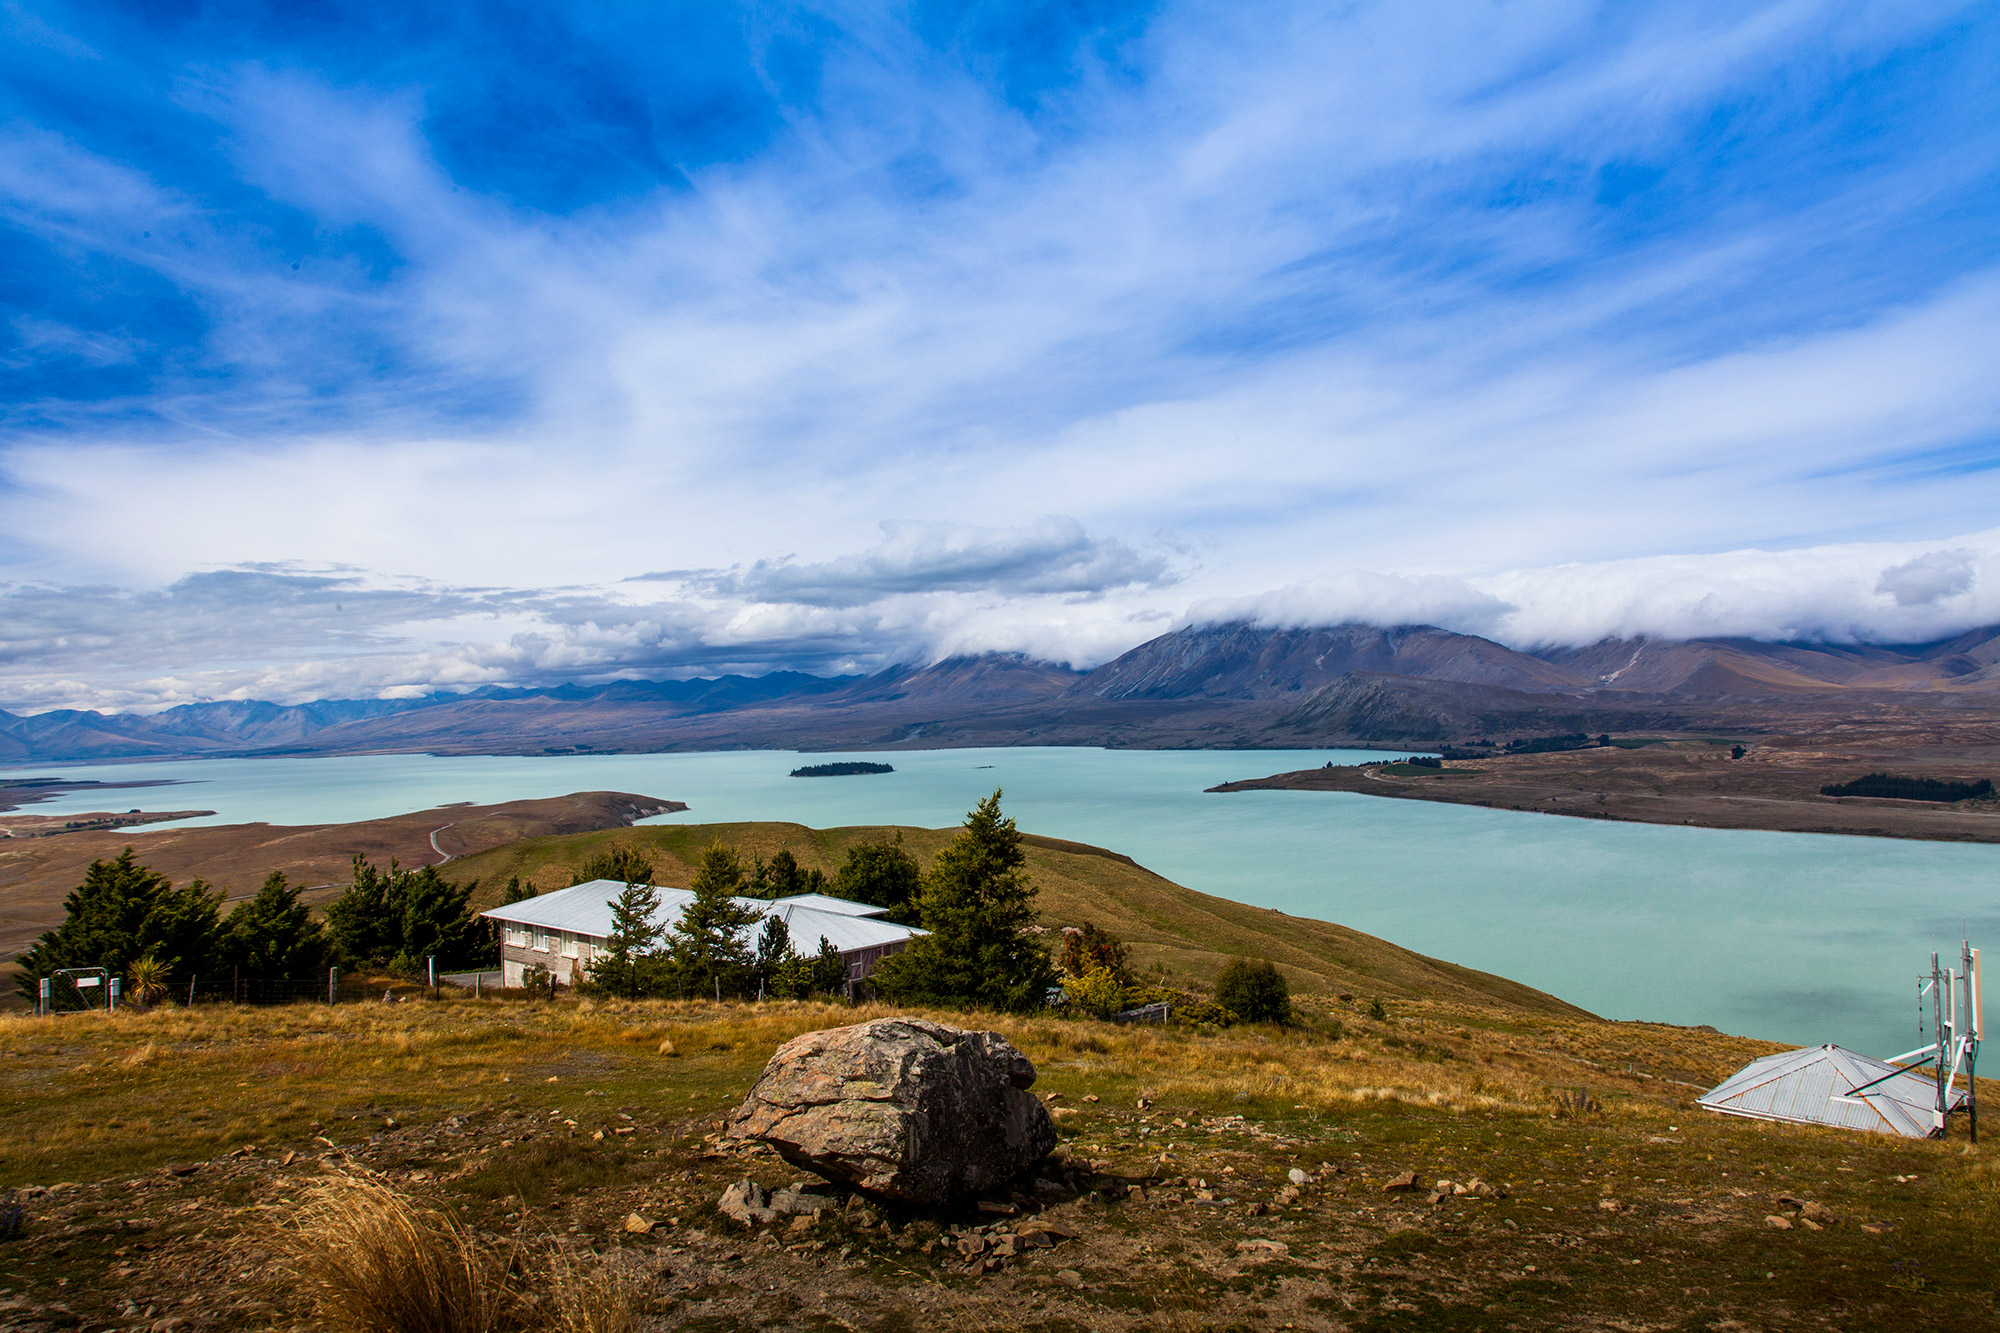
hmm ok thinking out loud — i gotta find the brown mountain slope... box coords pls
[1542,628,2000,696]
[1069,622,1585,702]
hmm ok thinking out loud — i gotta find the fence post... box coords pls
[38,976,49,1017]
[328,966,339,1006]
[187,975,196,1008]
[428,955,436,998]
[109,977,121,1011]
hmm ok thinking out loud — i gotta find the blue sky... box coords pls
[3,1,1999,708]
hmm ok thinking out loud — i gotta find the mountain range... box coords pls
[9,621,2000,763]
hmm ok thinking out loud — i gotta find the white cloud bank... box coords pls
[1203,531,2000,649]
[9,528,2000,713]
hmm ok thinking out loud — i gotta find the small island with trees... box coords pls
[789,761,895,777]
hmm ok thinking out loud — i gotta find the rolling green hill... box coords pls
[454,820,1588,1017]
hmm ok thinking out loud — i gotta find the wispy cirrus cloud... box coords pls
[0,2,1996,704]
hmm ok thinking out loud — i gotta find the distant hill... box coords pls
[1540,627,2000,696]
[1068,622,1585,700]
[8,622,2000,762]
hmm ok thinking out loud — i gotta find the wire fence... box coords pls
[30,962,508,1014]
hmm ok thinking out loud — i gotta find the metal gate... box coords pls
[41,967,111,1015]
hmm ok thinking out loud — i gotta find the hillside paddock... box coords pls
[1,993,1996,1331]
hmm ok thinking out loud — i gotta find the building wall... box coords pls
[493,923,909,989]
[498,923,595,988]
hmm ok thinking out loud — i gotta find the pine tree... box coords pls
[391,865,484,970]
[221,871,328,979]
[871,790,1056,1012]
[323,855,396,965]
[14,850,223,1000]
[570,846,654,887]
[322,856,484,972]
[755,912,792,980]
[666,846,764,998]
[831,833,922,921]
[590,879,665,998]
[809,935,848,996]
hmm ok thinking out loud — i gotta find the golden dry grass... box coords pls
[276,1173,513,1333]
[6,993,2000,1331]
[543,1242,643,1333]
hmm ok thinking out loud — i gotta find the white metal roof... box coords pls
[1698,1044,1965,1139]
[769,892,890,918]
[481,880,923,958]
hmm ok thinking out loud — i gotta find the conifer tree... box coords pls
[831,833,923,921]
[872,790,1056,1012]
[221,871,328,979]
[754,911,792,988]
[666,846,763,998]
[590,879,664,998]
[14,849,223,999]
[323,855,484,971]
[570,846,654,887]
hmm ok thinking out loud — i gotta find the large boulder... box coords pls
[728,1017,1058,1204]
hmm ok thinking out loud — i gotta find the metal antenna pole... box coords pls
[1934,952,1948,1131]
[1967,940,1982,1144]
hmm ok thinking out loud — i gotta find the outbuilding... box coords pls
[1698,1044,1967,1139]
[482,879,923,990]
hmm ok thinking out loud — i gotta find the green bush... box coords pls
[1063,965,1128,1019]
[1214,958,1292,1025]
[1171,999,1239,1027]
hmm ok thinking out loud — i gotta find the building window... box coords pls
[533,928,550,952]
[560,932,579,959]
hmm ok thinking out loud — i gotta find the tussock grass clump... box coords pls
[545,1244,644,1333]
[276,1173,514,1333]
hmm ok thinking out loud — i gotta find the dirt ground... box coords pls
[1209,730,2000,842]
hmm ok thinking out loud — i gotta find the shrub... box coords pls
[1057,922,1131,983]
[1064,965,1128,1019]
[1215,958,1292,1025]
[1171,1000,1238,1027]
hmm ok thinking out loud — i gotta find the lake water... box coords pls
[8,746,1994,1055]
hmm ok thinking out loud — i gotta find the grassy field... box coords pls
[1,994,1996,1331]
[6,819,1997,1329]
[448,820,1584,1015]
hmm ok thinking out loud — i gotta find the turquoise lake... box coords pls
[8,746,1994,1055]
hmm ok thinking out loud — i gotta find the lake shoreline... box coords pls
[1208,739,2000,843]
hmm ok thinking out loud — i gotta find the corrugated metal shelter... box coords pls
[1698,1044,1967,1138]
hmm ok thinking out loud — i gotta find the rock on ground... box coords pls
[728,1017,1058,1205]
